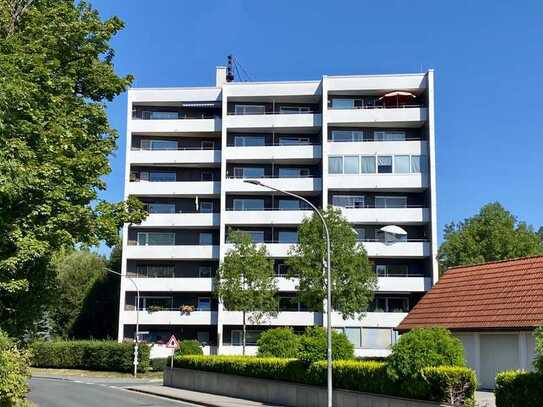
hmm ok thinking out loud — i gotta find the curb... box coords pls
[126,387,219,407]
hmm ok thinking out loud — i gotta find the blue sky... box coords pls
[93,0,543,254]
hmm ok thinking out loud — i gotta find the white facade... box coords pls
[118,67,438,358]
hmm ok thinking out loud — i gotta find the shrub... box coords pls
[387,328,465,380]
[533,326,543,373]
[495,370,543,407]
[173,355,477,404]
[150,357,168,371]
[257,327,300,358]
[30,340,150,372]
[297,326,354,364]
[0,330,31,406]
[175,340,203,357]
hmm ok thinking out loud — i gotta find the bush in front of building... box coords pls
[297,326,354,364]
[173,355,477,405]
[533,326,543,373]
[495,370,543,407]
[0,330,31,406]
[257,327,300,358]
[175,340,203,357]
[30,340,150,372]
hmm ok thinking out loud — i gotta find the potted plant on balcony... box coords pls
[180,305,194,314]
[147,305,165,314]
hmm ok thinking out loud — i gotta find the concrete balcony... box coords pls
[138,213,220,228]
[226,113,322,130]
[328,140,427,156]
[130,117,221,133]
[221,311,320,326]
[130,277,214,292]
[327,107,427,126]
[277,277,298,291]
[223,210,313,226]
[377,276,432,292]
[327,174,428,191]
[331,311,407,329]
[127,181,221,197]
[361,241,431,258]
[125,245,220,260]
[338,207,430,225]
[122,310,218,325]
[224,144,321,162]
[224,243,294,258]
[129,149,221,166]
[224,177,321,193]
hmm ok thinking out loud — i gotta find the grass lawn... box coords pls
[30,367,163,380]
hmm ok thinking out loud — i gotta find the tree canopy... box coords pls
[438,202,543,271]
[287,207,376,320]
[0,0,146,337]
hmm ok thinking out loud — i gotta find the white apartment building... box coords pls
[118,66,438,359]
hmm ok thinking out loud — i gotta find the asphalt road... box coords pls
[29,377,198,407]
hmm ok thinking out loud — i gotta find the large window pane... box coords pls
[234,167,266,178]
[147,203,176,214]
[197,297,211,311]
[374,131,406,141]
[278,136,310,145]
[377,156,393,173]
[331,99,354,109]
[360,156,376,173]
[137,232,175,246]
[233,198,265,211]
[394,155,411,173]
[144,111,179,120]
[329,156,343,174]
[375,196,407,208]
[234,135,265,146]
[278,168,310,178]
[199,233,213,245]
[278,230,298,243]
[345,327,362,348]
[388,298,409,312]
[149,171,176,182]
[234,105,265,115]
[332,195,365,208]
[344,156,360,174]
[278,199,309,210]
[279,106,311,114]
[362,328,393,349]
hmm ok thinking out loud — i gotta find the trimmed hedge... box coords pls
[31,340,150,373]
[175,340,203,356]
[495,370,543,407]
[173,355,476,404]
[0,330,31,406]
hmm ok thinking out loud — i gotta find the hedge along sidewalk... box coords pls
[495,370,543,407]
[172,355,477,405]
[30,340,150,373]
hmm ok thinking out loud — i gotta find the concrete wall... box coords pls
[164,367,448,407]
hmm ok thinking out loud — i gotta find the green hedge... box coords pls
[173,355,476,404]
[495,370,543,407]
[30,340,150,373]
[0,330,31,406]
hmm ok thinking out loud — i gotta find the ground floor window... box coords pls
[231,330,260,346]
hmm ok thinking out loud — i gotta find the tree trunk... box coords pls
[242,310,246,356]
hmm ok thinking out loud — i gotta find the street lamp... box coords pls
[244,179,333,407]
[105,267,140,378]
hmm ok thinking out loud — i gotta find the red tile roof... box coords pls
[397,256,543,331]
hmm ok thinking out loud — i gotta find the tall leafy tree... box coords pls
[438,202,543,271]
[0,0,146,337]
[215,231,278,355]
[287,207,376,320]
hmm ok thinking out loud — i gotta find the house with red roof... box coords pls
[397,255,543,389]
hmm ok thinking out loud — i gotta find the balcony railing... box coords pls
[227,142,319,147]
[358,238,429,243]
[333,204,425,209]
[228,110,320,116]
[132,145,220,151]
[226,174,317,179]
[225,207,315,211]
[376,271,425,277]
[329,104,424,110]
[134,112,220,120]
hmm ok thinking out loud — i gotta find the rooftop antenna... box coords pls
[226,55,235,82]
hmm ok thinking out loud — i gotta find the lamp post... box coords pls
[105,267,140,378]
[243,179,333,407]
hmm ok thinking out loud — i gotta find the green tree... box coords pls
[215,230,278,355]
[287,207,376,319]
[438,203,543,271]
[0,0,146,337]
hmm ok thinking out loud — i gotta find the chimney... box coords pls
[216,66,227,87]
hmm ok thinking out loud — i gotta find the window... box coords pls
[376,264,408,277]
[411,155,428,173]
[233,167,266,178]
[331,98,359,109]
[136,264,175,278]
[199,201,214,213]
[146,203,176,214]
[278,168,310,178]
[343,156,359,174]
[278,230,298,243]
[377,156,393,173]
[345,327,362,348]
[371,297,409,312]
[276,263,289,276]
[374,131,406,141]
[234,105,265,115]
[332,195,365,208]
[197,331,210,345]
[362,328,394,349]
[138,296,173,311]
[330,130,364,142]
[143,111,179,120]
[140,139,178,150]
[144,171,176,182]
[231,230,265,243]
[233,198,265,211]
[394,155,411,173]
[279,106,311,114]
[360,156,376,173]
[197,297,211,311]
[201,171,214,181]
[233,135,265,147]
[329,156,343,174]
[231,330,260,346]
[375,196,407,208]
[277,136,310,145]
[137,232,175,246]
[198,266,212,278]
[376,230,407,243]
[277,199,310,210]
[279,297,299,311]
[354,227,366,241]
[201,141,215,150]
[199,232,213,245]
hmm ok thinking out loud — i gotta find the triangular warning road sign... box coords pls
[166,335,178,348]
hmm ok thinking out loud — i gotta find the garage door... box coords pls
[479,334,519,389]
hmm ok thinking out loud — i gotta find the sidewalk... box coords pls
[127,384,282,407]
